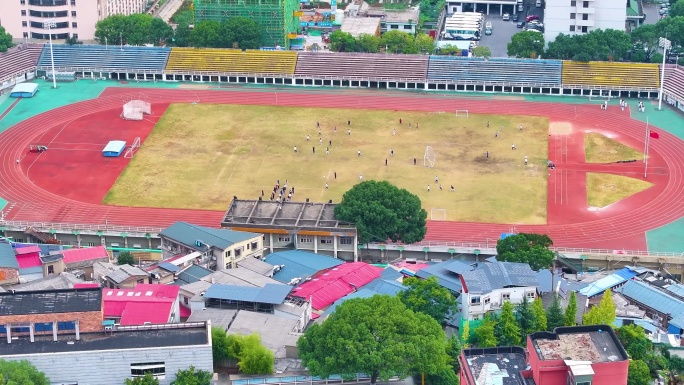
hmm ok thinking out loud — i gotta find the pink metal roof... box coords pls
[180,304,191,318]
[103,284,179,323]
[61,246,108,264]
[16,253,42,268]
[15,246,41,255]
[394,261,431,272]
[291,262,382,310]
[74,283,100,288]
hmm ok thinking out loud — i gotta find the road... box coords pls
[156,0,185,23]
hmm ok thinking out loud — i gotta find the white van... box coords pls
[535,0,542,7]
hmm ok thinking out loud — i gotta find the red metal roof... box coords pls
[103,284,179,325]
[16,253,41,268]
[290,262,382,310]
[180,304,191,318]
[61,246,108,264]
[15,246,41,255]
[74,283,100,288]
[394,261,431,272]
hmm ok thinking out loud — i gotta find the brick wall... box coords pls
[0,267,19,285]
[0,311,104,334]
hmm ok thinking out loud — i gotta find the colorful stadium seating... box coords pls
[295,52,429,82]
[427,57,562,86]
[0,44,44,84]
[663,65,684,103]
[561,61,659,89]
[37,45,171,72]
[165,48,297,75]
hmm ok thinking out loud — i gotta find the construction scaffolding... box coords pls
[193,0,301,49]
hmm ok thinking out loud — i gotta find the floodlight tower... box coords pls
[658,37,671,111]
[44,19,58,89]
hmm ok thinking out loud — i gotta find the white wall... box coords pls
[544,0,626,43]
[461,286,537,320]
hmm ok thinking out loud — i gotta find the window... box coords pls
[131,362,165,379]
[246,243,250,250]
[581,26,588,32]
[484,297,490,305]
[320,237,333,244]
[225,250,231,257]
[403,25,412,30]
[137,279,145,284]
[47,265,55,274]
[71,10,76,16]
[14,238,24,243]
[471,296,481,305]
[570,13,576,19]
[21,10,27,16]
[576,382,591,385]
[570,25,576,31]
[234,248,241,257]
[570,0,576,5]
[34,322,53,332]
[183,297,189,305]
[502,293,510,301]
[526,291,535,299]
[23,32,29,38]
[70,0,76,5]
[21,0,26,4]
[299,237,313,243]
[391,25,398,29]
[29,0,67,4]
[86,241,95,247]
[22,21,28,27]
[340,237,353,245]
[251,241,258,250]
[57,321,75,330]
[582,13,588,20]
[582,1,588,6]
[72,33,78,39]
[277,236,290,242]
[472,314,480,320]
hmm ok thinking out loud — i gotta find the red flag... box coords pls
[650,131,659,139]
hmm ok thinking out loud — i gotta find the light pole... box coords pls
[658,36,671,111]
[44,19,57,89]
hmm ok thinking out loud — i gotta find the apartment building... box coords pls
[0,0,149,42]
[544,0,626,42]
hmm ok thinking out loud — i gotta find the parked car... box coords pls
[485,27,493,35]
[503,12,511,20]
[517,21,526,28]
[512,13,519,21]
[659,7,668,15]
[526,14,540,22]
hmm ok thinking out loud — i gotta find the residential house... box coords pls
[103,284,180,325]
[616,279,684,335]
[0,242,19,285]
[41,246,110,279]
[9,272,84,291]
[14,246,44,282]
[94,262,150,289]
[160,222,264,270]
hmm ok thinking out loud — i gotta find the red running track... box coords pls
[0,88,682,251]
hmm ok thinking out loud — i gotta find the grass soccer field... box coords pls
[104,104,549,224]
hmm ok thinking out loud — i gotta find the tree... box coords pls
[515,295,535,339]
[0,359,50,385]
[65,35,83,45]
[211,327,230,361]
[356,34,381,53]
[461,321,471,348]
[627,360,651,385]
[507,31,545,58]
[472,317,498,348]
[656,16,684,49]
[445,335,461,372]
[398,277,458,324]
[381,30,417,54]
[545,33,581,59]
[171,366,213,385]
[117,251,135,266]
[670,0,684,18]
[546,295,565,331]
[125,373,159,385]
[190,20,223,48]
[95,14,128,46]
[329,30,356,52]
[173,23,192,47]
[0,26,13,53]
[425,368,459,385]
[583,290,616,326]
[334,181,427,244]
[497,301,522,346]
[237,334,275,375]
[630,24,660,62]
[414,34,436,54]
[149,17,174,46]
[495,233,554,271]
[564,291,577,326]
[472,46,492,59]
[298,295,450,384]
[221,17,262,49]
[95,14,172,46]
[531,297,547,332]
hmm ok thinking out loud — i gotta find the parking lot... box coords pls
[473,0,544,57]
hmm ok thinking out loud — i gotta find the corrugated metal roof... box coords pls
[664,283,684,298]
[616,280,684,318]
[60,246,108,264]
[16,253,42,269]
[265,250,344,284]
[103,284,179,323]
[290,262,383,310]
[237,257,274,276]
[0,243,19,269]
[415,259,471,292]
[119,302,172,325]
[176,265,213,285]
[580,268,638,298]
[204,283,292,305]
[158,262,181,273]
[362,278,406,296]
[669,313,684,329]
[161,222,258,250]
[14,246,41,255]
[461,262,538,294]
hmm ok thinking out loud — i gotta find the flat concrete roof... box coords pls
[227,310,301,359]
[187,308,238,330]
[532,328,626,363]
[340,17,381,38]
[462,347,527,385]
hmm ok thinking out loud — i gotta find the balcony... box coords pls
[575,18,595,26]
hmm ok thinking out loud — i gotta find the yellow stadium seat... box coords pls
[166,48,297,75]
[561,61,659,89]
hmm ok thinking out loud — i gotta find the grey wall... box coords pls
[1,344,213,385]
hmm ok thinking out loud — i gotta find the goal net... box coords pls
[455,110,469,118]
[122,100,151,121]
[431,208,447,221]
[124,137,141,158]
[424,146,436,168]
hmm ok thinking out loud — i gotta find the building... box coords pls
[160,221,264,270]
[616,279,684,335]
[0,322,213,385]
[0,288,103,340]
[222,199,358,261]
[14,245,44,282]
[0,242,19,285]
[460,261,540,322]
[459,326,629,385]
[193,0,301,49]
[264,249,344,285]
[9,272,84,291]
[544,0,626,43]
[0,0,150,42]
[527,325,629,385]
[340,17,381,38]
[445,0,518,15]
[366,8,419,34]
[94,261,150,288]
[227,310,302,358]
[103,284,181,325]
[415,258,473,292]
[41,245,110,279]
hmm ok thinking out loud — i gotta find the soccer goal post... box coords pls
[122,100,152,121]
[124,137,141,158]
[431,208,447,221]
[424,146,436,168]
[455,110,469,118]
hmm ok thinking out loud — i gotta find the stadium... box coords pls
[0,43,683,258]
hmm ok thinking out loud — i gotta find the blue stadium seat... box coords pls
[427,56,562,86]
[37,44,171,72]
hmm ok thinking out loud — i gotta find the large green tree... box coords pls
[630,24,661,62]
[583,290,616,326]
[171,366,213,385]
[356,34,381,53]
[211,327,230,361]
[445,335,461,373]
[235,334,274,375]
[381,31,418,54]
[328,30,357,52]
[497,301,521,346]
[471,317,498,348]
[656,16,684,48]
[125,373,159,385]
[298,295,450,384]
[414,34,436,54]
[564,291,577,326]
[95,14,172,46]
[189,20,223,48]
[0,26,13,53]
[627,360,651,385]
[221,17,262,49]
[117,251,135,266]
[507,31,545,58]
[335,180,427,244]
[670,1,684,18]
[531,297,547,332]
[0,360,49,385]
[472,46,492,59]
[398,277,458,324]
[495,233,554,271]
[545,294,565,331]
[515,295,535,340]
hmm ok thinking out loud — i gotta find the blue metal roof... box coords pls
[264,250,343,284]
[579,268,638,298]
[176,265,213,285]
[460,262,539,294]
[381,267,403,281]
[204,283,292,305]
[158,262,181,273]
[616,280,684,318]
[160,222,257,250]
[0,243,18,269]
[664,283,684,298]
[362,278,406,296]
[614,317,659,334]
[415,259,472,292]
[669,313,684,330]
